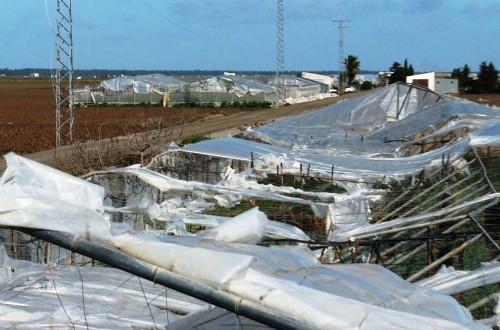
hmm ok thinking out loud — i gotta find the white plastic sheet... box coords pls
[0,154,488,329]
[0,257,208,328]
[0,153,110,242]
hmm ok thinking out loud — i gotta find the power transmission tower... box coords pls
[276,0,285,105]
[55,0,74,148]
[333,20,349,95]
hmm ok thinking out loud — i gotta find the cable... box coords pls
[200,0,247,24]
[48,263,76,329]
[165,288,170,324]
[75,265,90,330]
[141,0,232,37]
[44,0,53,33]
[138,277,158,329]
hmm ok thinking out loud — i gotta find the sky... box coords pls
[1,0,499,72]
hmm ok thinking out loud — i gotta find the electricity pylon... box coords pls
[55,0,74,148]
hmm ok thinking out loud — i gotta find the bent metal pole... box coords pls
[17,228,314,330]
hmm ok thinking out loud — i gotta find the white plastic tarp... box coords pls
[100,74,185,93]
[186,75,275,96]
[0,256,208,328]
[0,154,488,330]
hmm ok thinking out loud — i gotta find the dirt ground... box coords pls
[1,77,499,157]
[0,78,253,155]
[449,93,500,107]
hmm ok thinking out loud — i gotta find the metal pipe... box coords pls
[376,164,476,223]
[407,233,483,282]
[18,228,313,330]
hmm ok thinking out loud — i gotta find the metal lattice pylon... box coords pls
[333,20,349,95]
[55,0,74,148]
[276,0,285,105]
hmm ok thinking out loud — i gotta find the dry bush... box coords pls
[57,118,175,175]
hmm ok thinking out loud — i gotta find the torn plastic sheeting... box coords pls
[328,193,500,241]
[0,153,110,242]
[222,166,337,202]
[470,121,500,146]
[106,231,486,329]
[177,136,473,181]
[248,84,441,144]
[103,197,161,220]
[100,74,185,93]
[0,155,488,329]
[0,257,208,328]
[227,270,477,330]
[196,207,268,244]
[84,166,205,193]
[88,166,330,217]
[156,212,311,241]
[416,262,500,295]
[112,232,256,289]
[249,84,500,150]
[368,97,500,142]
[324,198,370,234]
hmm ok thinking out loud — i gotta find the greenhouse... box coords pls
[74,73,186,105]
[0,83,499,328]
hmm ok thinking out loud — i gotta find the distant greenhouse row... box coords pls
[73,72,350,107]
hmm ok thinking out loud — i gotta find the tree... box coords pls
[388,59,414,84]
[343,55,360,86]
[360,80,374,90]
[451,64,472,92]
[477,61,498,93]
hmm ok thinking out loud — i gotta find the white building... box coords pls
[406,72,458,94]
[301,72,335,88]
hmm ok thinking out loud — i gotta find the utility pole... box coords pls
[276,0,285,105]
[333,20,349,95]
[55,0,74,148]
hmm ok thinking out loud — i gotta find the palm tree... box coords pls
[344,55,360,86]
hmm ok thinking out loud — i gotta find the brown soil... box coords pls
[450,93,500,107]
[0,78,249,155]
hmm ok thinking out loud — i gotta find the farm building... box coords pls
[0,82,499,328]
[301,71,336,89]
[406,72,459,93]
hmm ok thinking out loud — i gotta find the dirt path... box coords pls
[0,94,356,175]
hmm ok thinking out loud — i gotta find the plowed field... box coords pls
[1,78,499,157]
[0,78,247,155]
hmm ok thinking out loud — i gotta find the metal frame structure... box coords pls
[55,0,75,148]
[333,20,349,95]
[276,0,285,104]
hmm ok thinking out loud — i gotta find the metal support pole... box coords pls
[55,0,75,148]
[407,233,483,282]
[17,228,314,330]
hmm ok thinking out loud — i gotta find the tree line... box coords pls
[341,55,500,94]
[386,59,499,94]
[452,62,499,93]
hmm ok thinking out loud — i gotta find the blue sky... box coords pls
[1,0,499,72]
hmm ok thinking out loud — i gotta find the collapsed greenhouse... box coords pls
[0,82,499,328]
[73,73,186,105]
[74,73,335,107]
